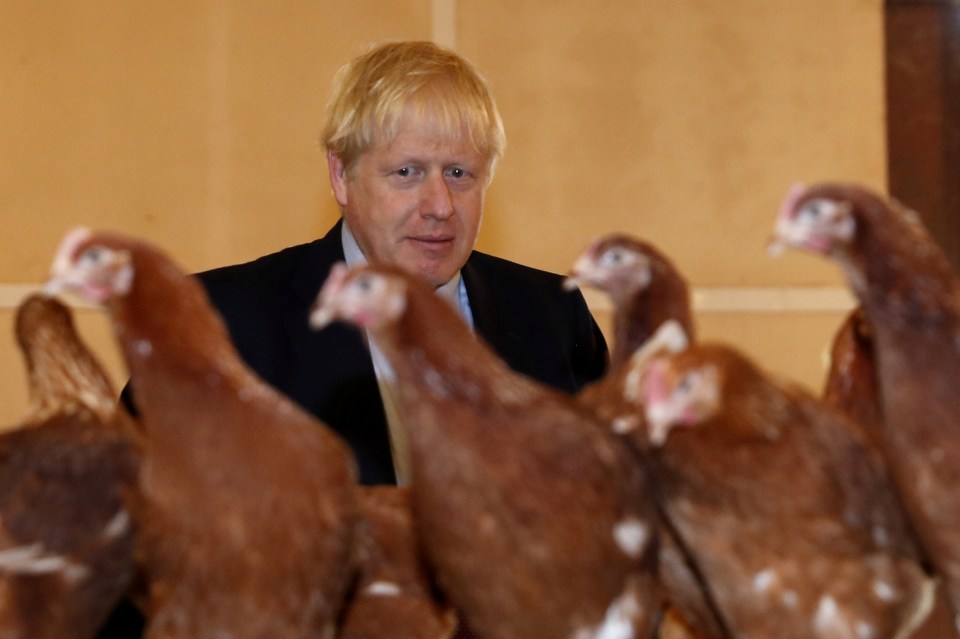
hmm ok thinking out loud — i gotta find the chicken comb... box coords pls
[639,357,672,406]
[563,234,604,291]
[637,357,678,446]
[778,183,808,222]
[768,183,808,257]
[623,320,689,404]
[309,261,351,330]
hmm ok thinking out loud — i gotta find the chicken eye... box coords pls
[355,276,373,292]
[799,199,832,221]
[599,248,625,267]
[79,247,107,266]
[675,372,697,396]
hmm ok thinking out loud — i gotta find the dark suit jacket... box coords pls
[97,221,608,638]
[197,220,609,484]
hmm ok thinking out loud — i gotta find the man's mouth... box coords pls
[408,235,455,247]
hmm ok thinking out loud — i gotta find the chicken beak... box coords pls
[766,235,788,258]
[41,279,65,297]
[645,409,676,447]
[43,264,83,299]
[308,303,334,331]
[636,360,677,447]
[561,276,582,292]
[562,254,594,291]
[309,288,341,331]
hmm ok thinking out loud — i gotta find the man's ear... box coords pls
[327,150,349,207]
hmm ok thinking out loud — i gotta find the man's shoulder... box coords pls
[199,241,316,288]
[197,229,341,299]
[191,235,338,336]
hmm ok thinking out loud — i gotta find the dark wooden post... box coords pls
[886,0,960,271]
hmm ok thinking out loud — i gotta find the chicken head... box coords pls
[632,352,721,446]
[564,234,653,300]
[769,183,857,257]
[46,227,134,303]
[310,262,408,332]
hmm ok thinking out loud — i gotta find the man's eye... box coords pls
[396,167,412,178]
[446,167,468,179]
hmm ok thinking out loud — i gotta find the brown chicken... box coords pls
[568,234,694,433]
[45,228,359,639]
[0,294,140,639]
[565,238,721,638]
[773,181,960,627]
[566,233,695,369]
[338,485,456,639]
[311,262,662,639]
[630,341,934,638]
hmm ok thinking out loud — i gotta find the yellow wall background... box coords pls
[0,0,882,425]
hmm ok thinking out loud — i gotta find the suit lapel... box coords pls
[462,255,536,378]
[281,221,396,484]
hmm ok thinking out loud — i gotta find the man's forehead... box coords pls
[371,117,486,164]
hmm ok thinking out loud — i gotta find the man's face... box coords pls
[329,115,489,289]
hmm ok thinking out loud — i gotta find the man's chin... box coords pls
[401,262,458,289]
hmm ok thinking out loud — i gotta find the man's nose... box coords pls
[420,172,454,219]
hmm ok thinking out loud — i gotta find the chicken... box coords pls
[311,262,662,639]
[771,182,960,621]
[45,228,359,639]
[565,239,721,639]
[566,234,695,369]
[0,293,140,639]
[568,234,694,433]
[338,485,456,639]
[629,341,934,638]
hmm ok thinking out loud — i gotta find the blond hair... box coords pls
[321,41,506,178]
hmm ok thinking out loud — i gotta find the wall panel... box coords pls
[0,0,434,425]
[461,0,884,285]
[459,0,882,394]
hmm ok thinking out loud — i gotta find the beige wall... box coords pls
[0,0,883,425]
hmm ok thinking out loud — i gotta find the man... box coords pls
[98,40,607,637]
[198,40,608,484]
